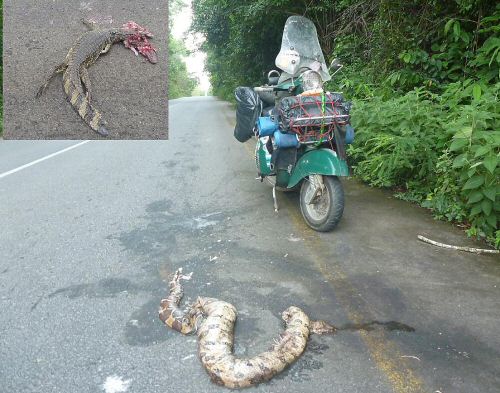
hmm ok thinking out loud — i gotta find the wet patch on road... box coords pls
[124,298,171,346]
[389,316,500,392]
[105,196,417,381]
[108,199,236,346]
[345,273,410,317]
[48,277,138,299]
[161,160,178,169]
[146,199,173,214]
[110,199,229,267]
[274,339,326,383]
[30,295,44,312]
[336,320,415,333]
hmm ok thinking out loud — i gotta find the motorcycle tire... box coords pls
[299,175,344,232]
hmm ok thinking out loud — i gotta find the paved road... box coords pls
[1,96,499,393]
[3,0,168,139]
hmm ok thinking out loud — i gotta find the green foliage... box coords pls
[190,0,500,246]
[168,0,197,99]
[191,0,290,100]
[349,88,443,189]
[192,85,212,96]
[350,82,500,245]
[383,4,500,90]
[331,1,500,246]
[168,36,197,99]
[427,81,500,242]
[191,0,343,100]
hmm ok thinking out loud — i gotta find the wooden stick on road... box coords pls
[417,235,499,255]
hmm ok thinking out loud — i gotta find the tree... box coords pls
[169,0,197,98]
[190,0,500,245]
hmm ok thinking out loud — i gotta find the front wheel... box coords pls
[299,175,344,232]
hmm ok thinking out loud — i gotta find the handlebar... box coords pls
[254,86,295,93]
[254,86,275,93]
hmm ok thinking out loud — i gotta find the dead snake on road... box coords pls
[159,268,336,389]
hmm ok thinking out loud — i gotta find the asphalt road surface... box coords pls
[3,0,168,140]
[1,96,499,393]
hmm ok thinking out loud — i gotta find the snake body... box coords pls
[159,269,335,389]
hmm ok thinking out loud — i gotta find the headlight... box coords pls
[301,70,323,92]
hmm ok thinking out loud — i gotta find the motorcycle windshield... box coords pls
[275,16,330,82]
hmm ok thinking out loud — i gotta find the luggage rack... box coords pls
[288,114,350,144]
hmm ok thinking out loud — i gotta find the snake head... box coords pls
[309,320,336,335]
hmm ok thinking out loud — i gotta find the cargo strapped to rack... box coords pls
[278,93,351,144]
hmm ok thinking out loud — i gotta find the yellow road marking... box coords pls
[241,140,425,393]
[285,208,424,393]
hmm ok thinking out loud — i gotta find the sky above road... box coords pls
[171,0,211,94]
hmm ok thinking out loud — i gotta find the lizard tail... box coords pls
[63,73,109,136]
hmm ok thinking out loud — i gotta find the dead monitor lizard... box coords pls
[36,21,157,136]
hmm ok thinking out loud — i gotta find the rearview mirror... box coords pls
[329,58,342,71]
[329,58,343,75]
[267,70,281,86]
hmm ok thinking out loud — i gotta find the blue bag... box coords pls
[257,116,278,137]
[274,131,299,148]
[345,124,355,144]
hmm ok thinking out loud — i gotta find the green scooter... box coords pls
[252,16,353,232]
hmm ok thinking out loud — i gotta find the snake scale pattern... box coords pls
[159,268,336,389]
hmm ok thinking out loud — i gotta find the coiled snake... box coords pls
[159,268,336,389]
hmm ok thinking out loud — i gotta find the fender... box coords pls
[287,148,349,188]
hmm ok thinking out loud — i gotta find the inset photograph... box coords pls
[3,0,168,139]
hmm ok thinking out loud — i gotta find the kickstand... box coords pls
[272,186,279,213]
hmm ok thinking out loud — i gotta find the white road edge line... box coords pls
[0,140,90,179]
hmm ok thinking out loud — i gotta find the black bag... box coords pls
[271,147,297,172]
[234,87,262,142]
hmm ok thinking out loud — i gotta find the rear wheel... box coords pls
[299,175,344,232]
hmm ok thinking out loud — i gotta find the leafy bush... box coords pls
[349,88,444,189]
[190,0,500,246]
[426,82,500,245]
[168,36,197,99]
[342,3,500,247]
[349,82,500,246]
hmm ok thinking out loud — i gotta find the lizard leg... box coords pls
[36,62,67,97]
[101,43,112,54]
[80,68,93,103]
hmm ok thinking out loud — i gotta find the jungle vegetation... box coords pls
[191,0,500,247]
[169,0,197,99]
